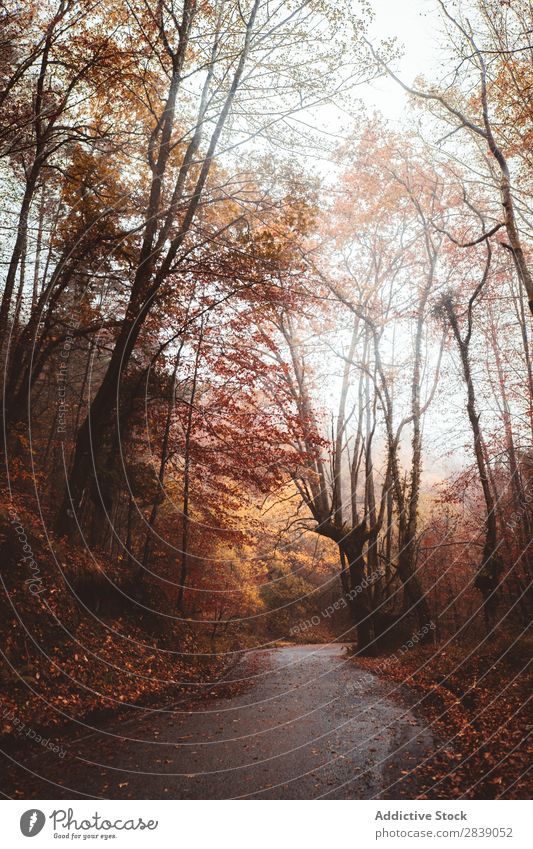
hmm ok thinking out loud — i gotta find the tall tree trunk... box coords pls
[443,295,503,630]
[332,315,359,524]
[55,0,259,538]
[0,172,38,353]
[177,324,203,613]
[141,350,182,580]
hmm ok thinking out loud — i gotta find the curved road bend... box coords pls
[1,644,433,799]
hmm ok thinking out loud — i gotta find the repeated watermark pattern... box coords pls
[506,482,533,530]
[289,568,386,637]
[7,507,44,596]
[57,332,74,436]
[1,704,66,758]
[345,622,437,697]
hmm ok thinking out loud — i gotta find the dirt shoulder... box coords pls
[354,630,532,799]
[0,496,242,749]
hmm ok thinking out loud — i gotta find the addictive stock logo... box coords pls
[20,809,46,837]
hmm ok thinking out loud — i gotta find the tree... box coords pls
[48,0,372,537]
[437,247,504,630]
[366,0,533,314]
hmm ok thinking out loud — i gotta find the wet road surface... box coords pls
[1,644,433,799]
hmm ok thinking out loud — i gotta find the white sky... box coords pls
[363,1,470,482]
[303,0,448,166]
[304,1,473,485]
[362,0,443,121]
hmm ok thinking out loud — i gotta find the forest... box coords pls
[0,0,531,801]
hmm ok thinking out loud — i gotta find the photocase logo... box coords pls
[20,809,46,837]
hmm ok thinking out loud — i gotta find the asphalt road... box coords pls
[1,644,433,799]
